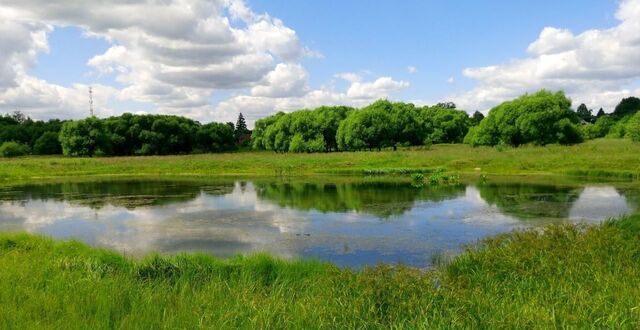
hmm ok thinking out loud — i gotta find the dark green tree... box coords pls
[613,97,640,119]
[471,111,485,126]
[196,122,237,153]
[436,102,456,109]
[33,131,62,155]
[235,113,248,141]
[576,103,594,123]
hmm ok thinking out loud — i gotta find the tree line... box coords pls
[252,101,479,152]
[1,90,639,157]
[58,113,251,157]
[0,112,64,157]
[1,112,250,157]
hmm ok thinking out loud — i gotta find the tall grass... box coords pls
[1,215,639,328]
[1,139,640,182]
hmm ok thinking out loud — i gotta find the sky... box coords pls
[0,0,639,127]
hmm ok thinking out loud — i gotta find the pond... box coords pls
[0,178,637,268]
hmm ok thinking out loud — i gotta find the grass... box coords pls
[1,139,640,182]
[1,215,639,329]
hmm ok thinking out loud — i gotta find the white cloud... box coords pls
[216,76,410,124]
[407,66,417,74]
[251,63,309,98]
[450,0,640,112]
[0,0,321,121]
[447,77,455,84]
[335,72,362,83]
[347,77,409,100]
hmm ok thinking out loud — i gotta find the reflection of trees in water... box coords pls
[3,179,636,219]
[255,182,466,218]
[614,188,640,212]
[477,183,584,219]
[0,180,234,209]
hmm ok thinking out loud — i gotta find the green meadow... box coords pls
[2,138,640,328]
[1,139,640,182]
[1,216,639,329]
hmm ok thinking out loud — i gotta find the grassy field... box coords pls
[1,139,640,182]
[0,215,639,329]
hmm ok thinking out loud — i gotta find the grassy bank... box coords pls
[1,139,640,182]
[1,215,639,328]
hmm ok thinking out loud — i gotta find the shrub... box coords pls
[0,141,30,157]
[626,112,640,142]
[33,131,62,155]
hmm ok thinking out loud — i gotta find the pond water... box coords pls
[0,178,637,268]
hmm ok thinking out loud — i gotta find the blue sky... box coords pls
[1,0,638,124]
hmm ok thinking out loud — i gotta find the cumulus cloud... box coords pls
[334,72,362,83]
[0,0,409,123]
[346,77,409,100]
[450,0,640,112]
[0,0,318,120]
[215,76,409,123]
[407,66,417,74]
[250,63,309,98]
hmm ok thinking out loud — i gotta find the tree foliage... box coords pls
[464,90,583,146]
[0,112,64,154]
[576,103,595,123]
[471,111,485,126]
[234,113,249,142]
[0,141,30,157]
[252,101,472,153]
[612,97,640,119]
[252,106,354,153]
[33,131,62,155]
[59,114,236,157]
[625,112,640,142]
[196,122,237,153]
[59,117,111,157]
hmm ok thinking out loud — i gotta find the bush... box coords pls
[464,90,583,146]
[33,131,62,155]
[0,141,30,157]
[626,112,640,142]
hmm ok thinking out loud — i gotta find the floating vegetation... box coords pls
[411,169,459,188]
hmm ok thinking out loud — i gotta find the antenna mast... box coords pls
[89,86,94,117]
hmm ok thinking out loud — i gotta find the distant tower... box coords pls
[89,86,94,117]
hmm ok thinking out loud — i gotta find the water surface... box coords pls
[0,179,636,268]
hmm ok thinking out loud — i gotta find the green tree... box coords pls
[464,90,583,146]
[612,97,640,119]
[625,112,640,142]
[33,131,62,155]
[389,102,422,148]
[234,113,248,141]
[471,111,485,126]
[0,141,30,157]
[59,117,111,156]
[420,106,472,144]
[436,102,456,109]
[337,100,393,151]
[196,122,237,153]
[252,113,282,150]
[576,103,594,123]
[288,133,307,153]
